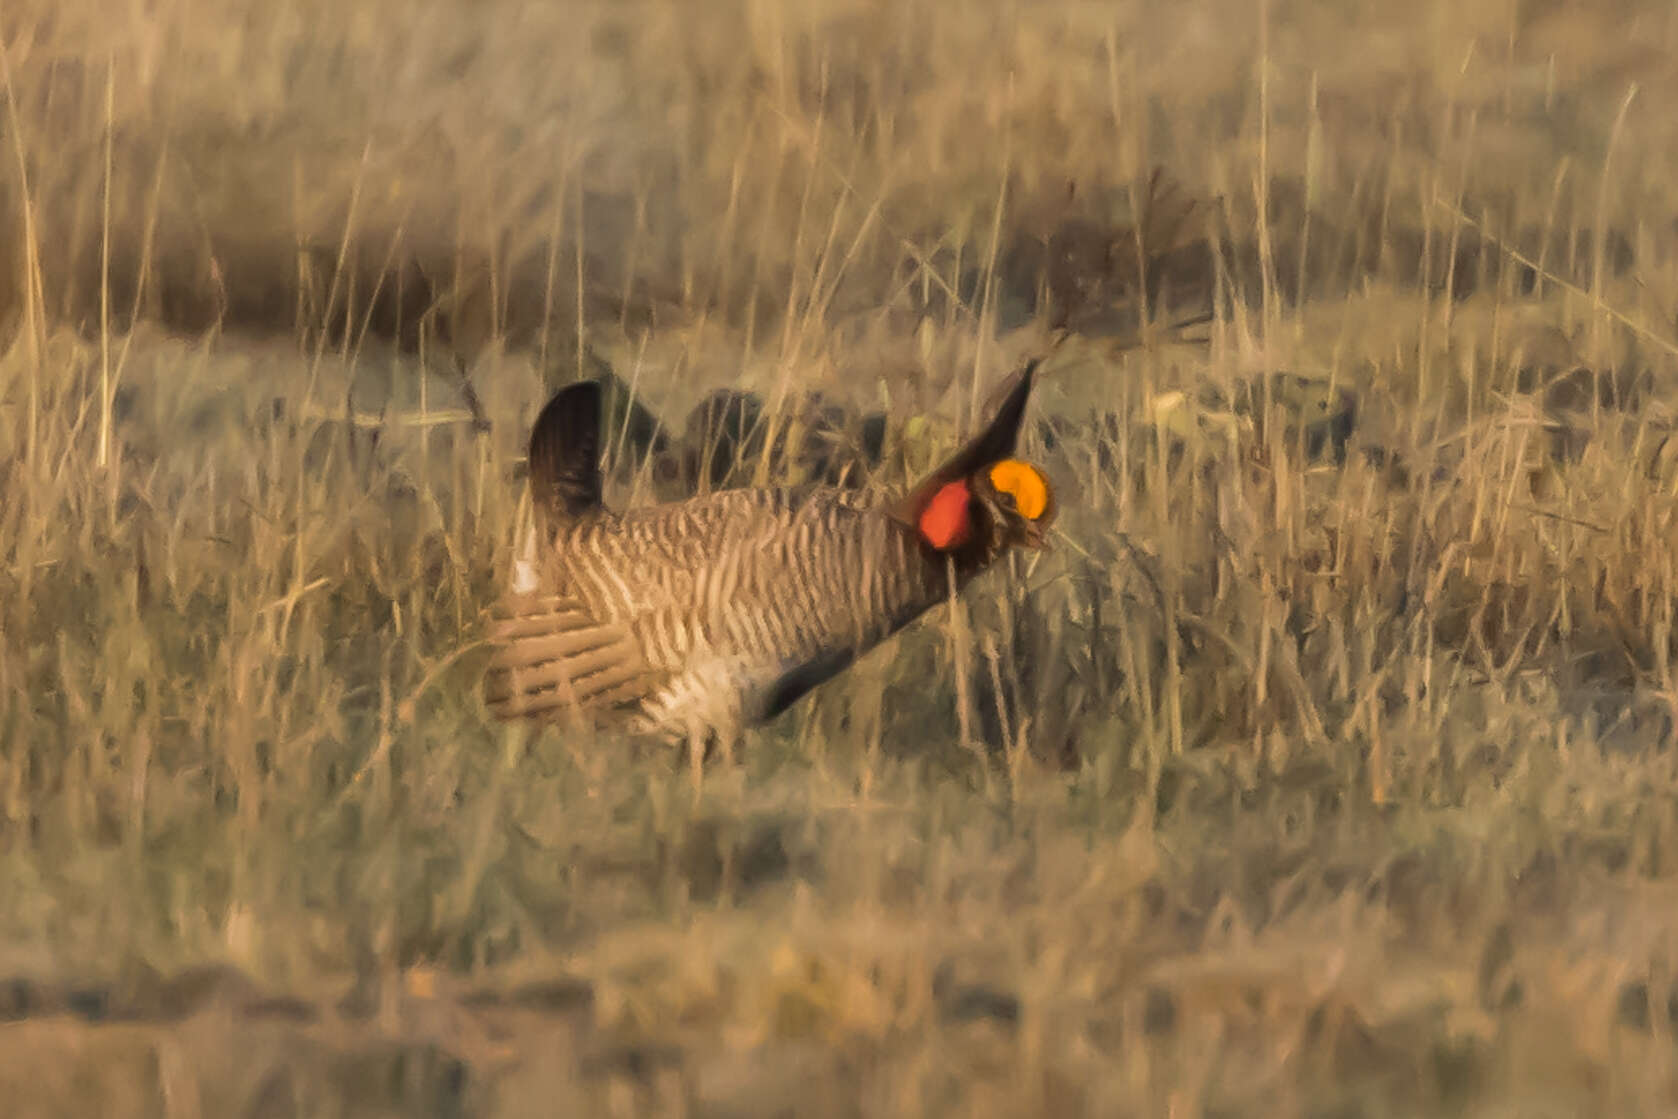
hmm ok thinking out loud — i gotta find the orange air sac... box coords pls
[918,480,974,550]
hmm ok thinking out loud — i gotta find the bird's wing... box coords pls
[481,591,659,722]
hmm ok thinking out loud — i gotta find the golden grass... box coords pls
[3,0,1678,1114]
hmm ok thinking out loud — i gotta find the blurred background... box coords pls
[3,0,1678,1114]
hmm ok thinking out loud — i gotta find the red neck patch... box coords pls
[917,479,974,550]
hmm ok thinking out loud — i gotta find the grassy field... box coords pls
[4,0,1678,1114]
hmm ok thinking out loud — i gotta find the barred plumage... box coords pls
[483,361,1054,753]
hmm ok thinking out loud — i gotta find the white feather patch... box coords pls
[511,508,540,595]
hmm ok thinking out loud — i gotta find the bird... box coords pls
[481,359,1056,769]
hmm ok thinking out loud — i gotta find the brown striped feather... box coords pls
[482,486,997,741]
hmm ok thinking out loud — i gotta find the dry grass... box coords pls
[4,0,1678,1115]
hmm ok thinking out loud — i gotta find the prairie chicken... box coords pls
[482,360,1055,758]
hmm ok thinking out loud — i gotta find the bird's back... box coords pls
[546,485,958,737]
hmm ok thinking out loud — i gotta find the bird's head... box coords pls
[890,360,1057,560]
[914,457,1056,553]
